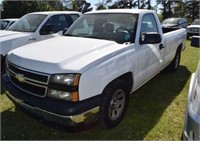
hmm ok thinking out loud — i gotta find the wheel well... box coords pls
[104,72,133,94]
[177,44,183,52]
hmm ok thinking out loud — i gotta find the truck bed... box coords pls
[162,27,182,34]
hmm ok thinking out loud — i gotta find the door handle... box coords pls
[29,38,36,41]
[159,44,164,49]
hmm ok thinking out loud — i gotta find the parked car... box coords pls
[0,19,19,30]
[2,9,186,129]
[0,11,81,75]
[162,18,188,28]
[183,36,200,140]
[187,19,200,39]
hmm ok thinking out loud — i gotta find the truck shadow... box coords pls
[123,65,191,139]
[1,65,191,140]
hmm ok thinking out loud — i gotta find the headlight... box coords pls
[192,83,200,115]
[50,74,80,86]
[47,89,78,102]
[48,74,80,102]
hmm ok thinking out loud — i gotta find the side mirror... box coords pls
[62,28,68,35]
[40,24,54,35]
[191,36,200,48]
[140,32,162,44]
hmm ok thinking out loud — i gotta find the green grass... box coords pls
[1,40,199,140]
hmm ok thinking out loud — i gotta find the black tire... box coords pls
[1,55,6,76]
[181,132,184,140]
[167,49,181,72]
[98,79,129,129]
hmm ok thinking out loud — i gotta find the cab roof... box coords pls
[85,9,154,15]
[0,18,19,21]
[28,11,82,15]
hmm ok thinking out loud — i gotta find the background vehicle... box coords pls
[0,11,81,75]
[2,9,186,129]
[183,37,200,140]
[162,18,188,28]
[191,36,200,47]
[0,18,19,30]
[187,19,200,39]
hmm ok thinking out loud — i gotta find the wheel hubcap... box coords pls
[108,89,126,120]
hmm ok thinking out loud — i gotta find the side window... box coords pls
[9,21,15,27]
[141,14,158,33]
[179,19,183,25]
[72,19,89,35]
[40,14,69,35]
[70,14,80,22]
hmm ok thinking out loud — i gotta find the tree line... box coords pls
[0,0,199,22]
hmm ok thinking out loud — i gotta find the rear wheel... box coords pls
[98,79,129,129]
[167,49,181,72]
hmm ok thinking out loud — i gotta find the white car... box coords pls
[0,18,19,30]
[187,19,200,39]
[183,37,200,140]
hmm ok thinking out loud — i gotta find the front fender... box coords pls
[78,48,137,101]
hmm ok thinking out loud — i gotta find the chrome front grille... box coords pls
[191,28,199,32]
[7,62,50,97]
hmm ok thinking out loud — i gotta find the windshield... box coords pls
[8,14,47,32]
[192,19,200,25]
[162,18,179,25]
[65,13,138,44]
[0,21,9,30]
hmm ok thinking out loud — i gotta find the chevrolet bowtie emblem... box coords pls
[15,74,25,83]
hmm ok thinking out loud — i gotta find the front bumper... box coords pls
[187,32,200,37]
[183,103,200,140]
[2,75,101,127]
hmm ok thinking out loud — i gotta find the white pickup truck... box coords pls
[2,9,186,129]
[1,11,81,74]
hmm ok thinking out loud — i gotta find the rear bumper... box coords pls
[2,75,101,127]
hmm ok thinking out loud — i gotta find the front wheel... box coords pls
[98,79,129,129]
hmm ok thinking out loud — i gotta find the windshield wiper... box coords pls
[84,36,106,40]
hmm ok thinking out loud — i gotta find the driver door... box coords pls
[137,14,165,85]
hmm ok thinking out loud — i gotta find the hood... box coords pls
[0,30,32,55]
[0,30,20,38]
[187,25,200,28]
[8,36,130,74]
[0,30,30,38]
